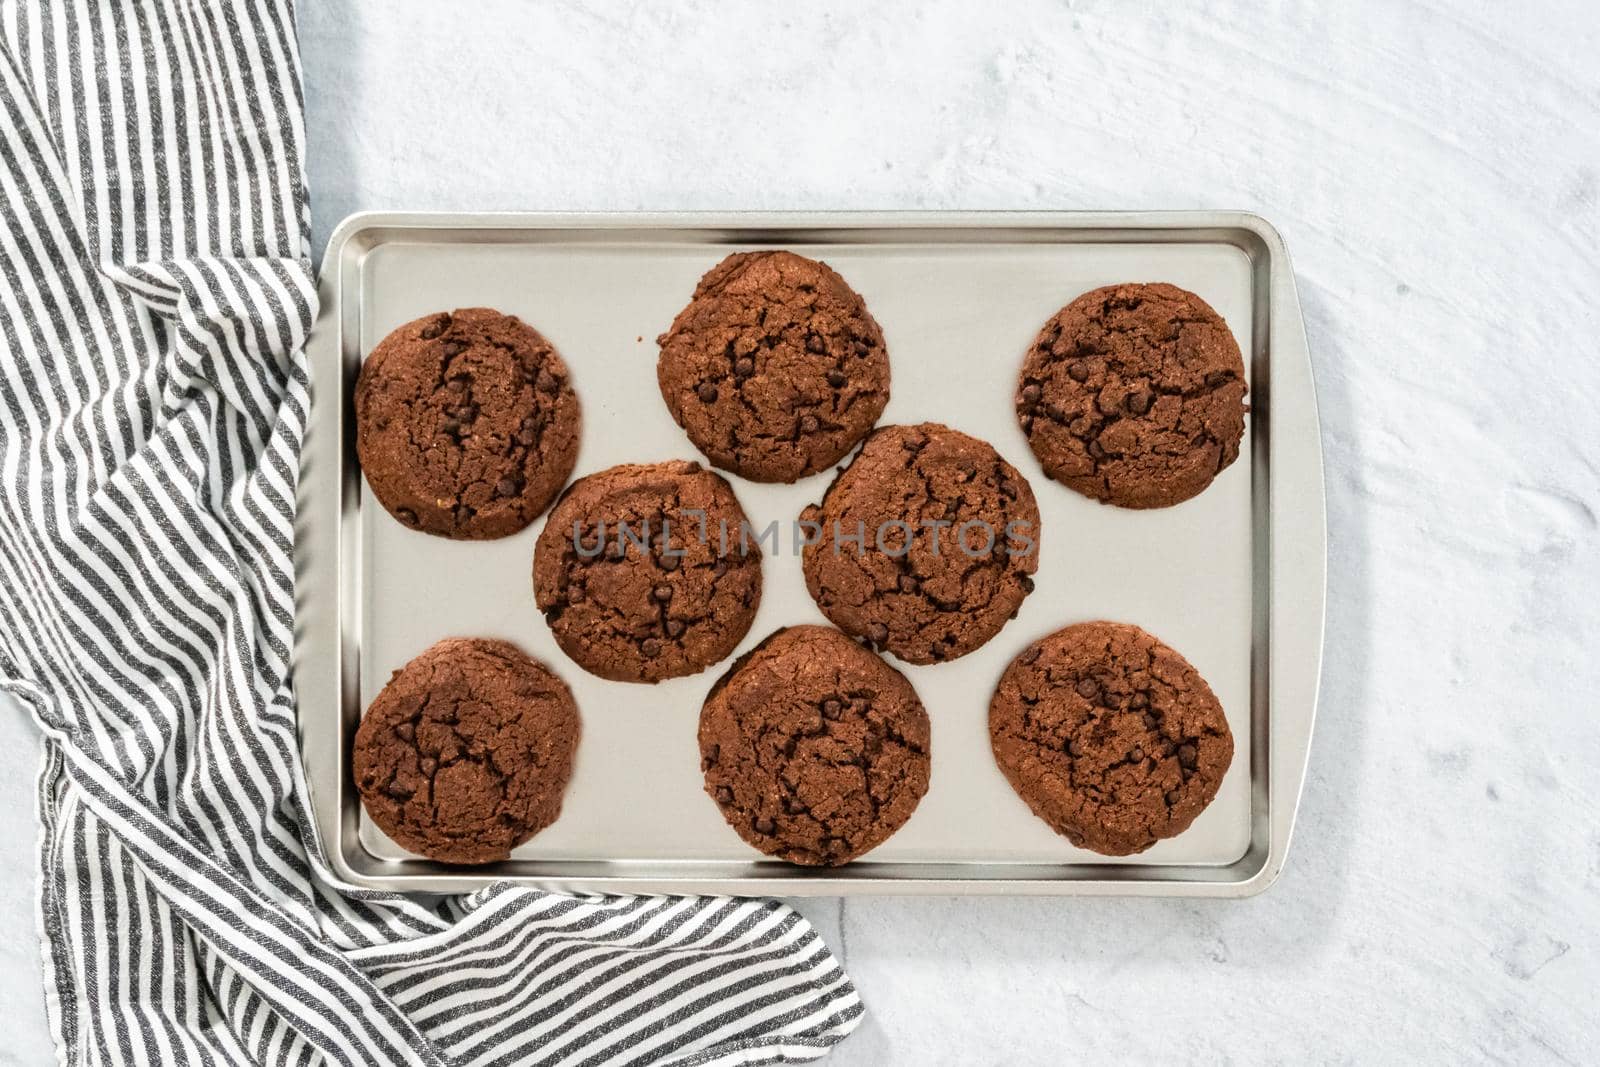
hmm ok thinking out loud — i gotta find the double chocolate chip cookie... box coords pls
[657,251,890,483]
[1016,283,1247,509]
[532,461,762,683]
[352,638,580,865]
[356,308,581,539]
[800,423,1040,664]
[988,621,1233,856]
[699,625,931,866]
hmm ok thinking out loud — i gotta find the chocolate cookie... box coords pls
[656,251,890,483]
[532,460,762,683]
[352,638,580,865]
[699,625,931,866]
[989,621,1233,856]
[799,423,1040,664]
[356,307,581,538]
[1016,283,1247,509]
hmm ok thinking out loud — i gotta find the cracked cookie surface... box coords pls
[799,423,1040,665]
[356,307,581,538]
[698,625,930,866]
[532,460,762,683]
[1016,282,1247,509]
[989,621,1233,856]
[657,251,890,483]
[352,638,580,865]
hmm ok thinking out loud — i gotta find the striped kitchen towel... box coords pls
[0,1,860,1064]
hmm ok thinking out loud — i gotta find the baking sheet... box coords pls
[295,212,1325,896]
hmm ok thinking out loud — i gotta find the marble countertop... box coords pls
[2,3,1595,1063]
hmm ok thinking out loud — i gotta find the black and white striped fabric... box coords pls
[0,2,861,1064]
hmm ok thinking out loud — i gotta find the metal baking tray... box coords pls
[294,211,1324,897]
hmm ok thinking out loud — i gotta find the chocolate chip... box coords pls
[1206,370,1230,388]
[867,622,889,645]
[1165,789,1182,806]
[441,417,460,435]
[419,757,437,775]
[537,370,563,395]
[697,382,718,403]
[641,638,663,658]
[1129,746,1144,762]
[1020,383,1042,405]
[1087,440,1106,460]
[517,427,536,446]
[1130,692,1148,710]
[734,356,755,377]
[652,583,673,602]
[1075,678,1099,700]
[394,722,414,741]
[395,507,418,526]
[1143,712,1158,730]
[659,553,681,572]
[566,585,585,604]
[753,816,775,835]
[1178,744,1198,769]
[441,340,464,358]
[665,619,686,638]
[806,334,826,354]
[446,377,467,393]
[854,341,871,359]
[420,322,444,340]
[1068,738,1084,757]
[715,785,733,805]
[821,698,843,720]
[783,795,806,814]
[897,574,919,593]
[386,780,415,799]
[799,414,820,433]
[826,369,847,388]
[1019,574,1035,593]
[1068,361,1089,382]
[1126,389,1153,415]
[1020,646,1041,665]
[496,476,522,497]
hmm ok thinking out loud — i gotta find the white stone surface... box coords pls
[2,2,1597,1064]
